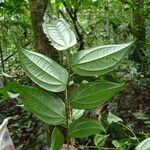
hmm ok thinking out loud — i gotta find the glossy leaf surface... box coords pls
[135,138,150,150]
[69,118,105,138]
[43,18,77,50]
[70,81,124,109]
[18,49,69,92]
[51,127,64,150]
[15,85,66,125]
[71,43,132,76]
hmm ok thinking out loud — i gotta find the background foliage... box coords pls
[0,0,150,149]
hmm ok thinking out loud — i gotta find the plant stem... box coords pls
[65,49,72,150]
[118,123,140,143]
[65,88,70,150]
[84,146,115,150]
[0,40,6,85]
[0,12,6,85]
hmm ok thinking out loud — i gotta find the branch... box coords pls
[4,41,30,62]
[0,40,6,84]
[3,51,17,62]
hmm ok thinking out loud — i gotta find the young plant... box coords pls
[8,14,133,149]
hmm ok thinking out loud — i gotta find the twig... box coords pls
[3,41,31,62]
[3,51,17,62]
[65,88,70,150]
[118,122,140,143]
[0,40,6,84]
[84,146,116,150]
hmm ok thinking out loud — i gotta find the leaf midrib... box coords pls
[22,88,66,119]
[21,50,67,85]
[72,45,128,66]
[72,84,122,103]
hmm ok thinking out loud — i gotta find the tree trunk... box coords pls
[28,0,59,62]
[132,0,146,65]
[28,0,59,148]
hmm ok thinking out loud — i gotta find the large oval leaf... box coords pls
[70,81,124,109]
[51,127,64,150]
[14,85,66,125]
[18,49,69,92]
[135,138,150,150]
[71,43,132,76]
[69,118,105,138]
[43,18,77,50]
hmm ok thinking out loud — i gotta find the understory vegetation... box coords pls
[0,0,150,150]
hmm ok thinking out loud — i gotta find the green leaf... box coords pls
[18,49,69,92]
[0,87,9,101]
[2,71,14,78]
[51,127,64,150]
[70,81,124,109]
[135,138,150,150]
[43,18,77,50]
[69,118,105,138]
[107,112,123,124]
[112,140,126,150]
[94,134,109,148]
[0,82,18,101]
[13,85,66,125]
[72,109,85,120]
[71,43,133,76]
[133,112,150,121]
[7,91,20,99]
